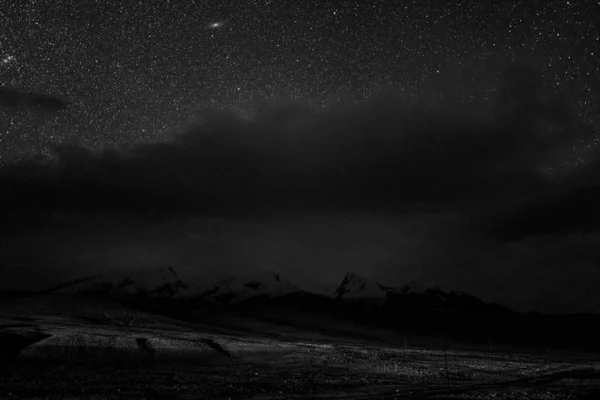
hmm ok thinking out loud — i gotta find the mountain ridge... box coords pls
[45,267,513,314]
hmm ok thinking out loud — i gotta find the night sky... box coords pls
[1,0,600,314]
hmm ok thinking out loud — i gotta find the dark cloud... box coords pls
[489,185,600,241]
[0,87,70,112]
[0,63,589,224]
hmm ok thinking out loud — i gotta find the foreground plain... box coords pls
[1,294,599,399]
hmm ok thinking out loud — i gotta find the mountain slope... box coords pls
[328,272,386,305]
[49,267,189,298]
[380,284,513,314]
[195,271,303,304]
[318,271,513,314]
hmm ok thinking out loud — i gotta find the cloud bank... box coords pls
[0,63,587,223]
[0,87,70,112]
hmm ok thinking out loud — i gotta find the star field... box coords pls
[0,0,598,165]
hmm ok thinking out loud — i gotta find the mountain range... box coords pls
[27,268,600,352]
[44,267,513,315]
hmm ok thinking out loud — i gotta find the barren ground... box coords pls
[1,295,599,399]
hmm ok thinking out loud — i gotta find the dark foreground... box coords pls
[3,337,600,399]
[1,294,600,399]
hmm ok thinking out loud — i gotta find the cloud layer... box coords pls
[0,87,69,112]
[0,62,590,229]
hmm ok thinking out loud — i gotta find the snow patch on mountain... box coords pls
[198,270,302,304]
[319,281,341,298]
[330,272,386,304]
[51,267,188,298]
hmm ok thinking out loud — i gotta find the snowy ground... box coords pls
[1,295,599,399]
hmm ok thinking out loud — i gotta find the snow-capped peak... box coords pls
[50,266,188,298]
[198,270,302,304]
[331,271,386,302]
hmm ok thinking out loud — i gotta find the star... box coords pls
[1,55,15,64]
[0,0,597,168]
